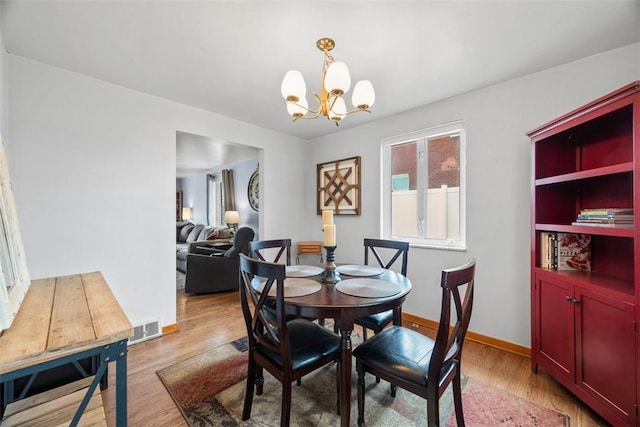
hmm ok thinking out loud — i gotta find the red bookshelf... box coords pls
[528,82,640,427]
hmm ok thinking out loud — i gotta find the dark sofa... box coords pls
[176,221,233,272]
[185,227,255,294]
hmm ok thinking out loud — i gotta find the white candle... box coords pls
[322,209,334,225]
[324,224,336,246]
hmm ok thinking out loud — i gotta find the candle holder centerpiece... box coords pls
[321,245,341,284]
[320,209,340,283]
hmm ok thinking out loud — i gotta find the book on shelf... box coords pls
[539,232,591,271]
[574,207,634,228]
[572,221,634,228]
[557,233,591,271]
[539,232,557,269]
[579,208,634,216]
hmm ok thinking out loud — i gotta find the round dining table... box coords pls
[281,264,412,427]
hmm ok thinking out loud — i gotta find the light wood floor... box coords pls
[101,289,610,426]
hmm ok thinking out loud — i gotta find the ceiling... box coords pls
[2,1,639,175]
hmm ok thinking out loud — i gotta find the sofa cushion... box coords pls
[178,223,195,243]
[186,224,205,243]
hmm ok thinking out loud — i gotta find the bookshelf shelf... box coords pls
[528,82,639,427]
[535,223,634,238]
[534,162,633,186]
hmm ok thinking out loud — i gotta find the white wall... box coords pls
[305,43,640,347]
[7,55,307,329]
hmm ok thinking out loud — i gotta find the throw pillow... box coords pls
[207,229,220,240]
[178,223,195,242]
[186,224,204,243]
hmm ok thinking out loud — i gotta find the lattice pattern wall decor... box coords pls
[317,156,361,215]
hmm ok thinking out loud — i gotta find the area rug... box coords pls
[157,337,570,426]
[177,270,186,290]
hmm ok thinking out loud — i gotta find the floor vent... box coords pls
[128,320,161,345]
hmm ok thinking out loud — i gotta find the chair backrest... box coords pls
[249,239,292,265]
[224,227,255,259]
[239,254,292,367]
[429,258,476,387]
[363,238,409,276]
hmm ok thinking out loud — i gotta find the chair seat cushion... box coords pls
[354,310,393,330]
[257,319,340,372]
[353,326,435,386]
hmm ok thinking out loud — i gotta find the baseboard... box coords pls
[162,323,178,335]
[402,312,530,358]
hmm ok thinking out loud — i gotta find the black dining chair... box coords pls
[249,239,292,265]
[353,258,476,427]
[238,254,342,426]
[354,238,409,340]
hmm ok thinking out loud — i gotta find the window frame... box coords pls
[381,120,467,251]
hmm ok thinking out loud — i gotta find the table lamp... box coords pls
[224,210,240,234]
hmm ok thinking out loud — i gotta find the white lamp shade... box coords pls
[281,70,306,100]
[224,210,240,224]
[352,80,375,108]
[324,61,351,95]
[182,207,192,221]
[329,97,347,121]
[287,97,308,116]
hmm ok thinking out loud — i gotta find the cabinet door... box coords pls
[535,275,575,380]
[576,287,635,424]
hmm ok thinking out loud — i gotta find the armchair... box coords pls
[185,227,255,294]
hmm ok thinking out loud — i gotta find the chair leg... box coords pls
[452,372,465,427]
[426,393,439,427]
[362,326,369,341]
[256,365,264,395]
[356,364,366,427]
[335,361,341,415]
[242,357,256,420]
[281,381,292,427]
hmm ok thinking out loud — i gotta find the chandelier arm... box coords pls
[288,100,321,115]
[343,108,372,116]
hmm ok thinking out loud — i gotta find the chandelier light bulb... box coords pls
[324,61,351,96]
[352,80,375,109]
[281,70,306,102]
[287,97,308,118]
[329,97,347,122]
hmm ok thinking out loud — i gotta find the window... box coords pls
[382,121,466,250]
[207,175,225,226]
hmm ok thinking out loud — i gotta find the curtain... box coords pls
[222,169,236,212]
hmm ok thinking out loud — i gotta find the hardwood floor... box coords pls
[101,289,610,426]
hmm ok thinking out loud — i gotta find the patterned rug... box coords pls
[157,337,570,426]
[177,270,186,290]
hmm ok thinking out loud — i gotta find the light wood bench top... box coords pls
[0,271,133,375]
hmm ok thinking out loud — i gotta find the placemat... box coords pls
[335,278,401,298]
[255,278,322,297]
[286,265,324,278]
[336,264,385,277]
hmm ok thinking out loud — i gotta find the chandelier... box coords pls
[280,38,375,125]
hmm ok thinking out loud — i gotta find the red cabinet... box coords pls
[528,82,640,427]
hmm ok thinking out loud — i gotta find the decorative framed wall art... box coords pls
[317,156,361,215]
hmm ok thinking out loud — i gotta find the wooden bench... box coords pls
[0,272,132,426]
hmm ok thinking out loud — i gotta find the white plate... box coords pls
[286,265,324,278]
[255,277,322,297]
[335,278,401,298]
[336,264,385,277]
